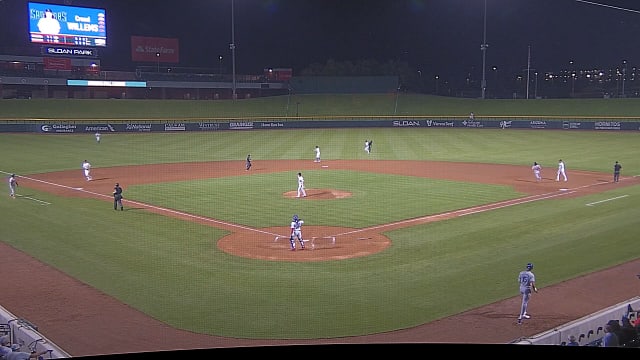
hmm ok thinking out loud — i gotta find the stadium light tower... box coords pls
[480,0,488,99]
[230,0,237,100]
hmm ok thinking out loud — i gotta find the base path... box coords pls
[3,160,640,356]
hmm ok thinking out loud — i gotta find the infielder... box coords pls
[314,146,321,162]
[517,263,538,324]
[297,172,307,197]
[82,160,92,181]
[532,162,542,182]
[556,159,567,182]
[245,154,252,171]
[289,214,305,251]
[8,174,18,198]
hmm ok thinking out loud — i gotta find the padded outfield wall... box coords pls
[0,118,639,133]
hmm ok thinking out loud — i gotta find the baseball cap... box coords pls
[0,335,9,346]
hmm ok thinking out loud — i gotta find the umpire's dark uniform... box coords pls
[113,183,123,210]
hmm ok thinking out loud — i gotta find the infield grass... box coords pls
[1,96,640,340]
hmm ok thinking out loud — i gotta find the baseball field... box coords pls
[1,94,640,356]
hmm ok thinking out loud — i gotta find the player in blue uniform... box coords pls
[517,263,538,324]
[289,214,305,251]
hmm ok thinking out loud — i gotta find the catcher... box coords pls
[113,183,124,211]
[289,214,305,251]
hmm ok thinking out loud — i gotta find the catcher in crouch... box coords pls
[289,214,305,251]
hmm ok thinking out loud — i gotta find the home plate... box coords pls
[321,165,329,168]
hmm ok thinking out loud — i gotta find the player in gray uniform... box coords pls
[8,174,18,198]
[289,214,305,251]
[517,262,538,324]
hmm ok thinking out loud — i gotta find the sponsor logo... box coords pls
[259,122,284,128]
[529,120,548,129]
[424,120,454,127]
[594,121,621,130]
[198,122,220,131]
[164,123,186,131]
[393,120,421,127]
[39,124,76,133]
[126,124,152,132]
[462,120,483,128]
[229,122,254,130]
[85,125,112,132]
[563,121,582,129]
[499,120,512,129]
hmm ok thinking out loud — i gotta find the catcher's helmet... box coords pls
[526,263,534,270]
[293,214,298,221]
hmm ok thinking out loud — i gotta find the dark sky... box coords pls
[2,0,640,81]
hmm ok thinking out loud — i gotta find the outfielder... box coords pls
[8,174,18,198]
[517,262,538,324]
[289,214,305,251]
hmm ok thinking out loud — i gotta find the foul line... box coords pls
[586,195,628,206]
[13,174,281,237]
[15,194,51,205]
[335,191,575,237]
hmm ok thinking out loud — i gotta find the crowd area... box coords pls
[563,306,640,347]
[0,334,52,360]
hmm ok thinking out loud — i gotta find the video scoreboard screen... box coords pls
[28,2,107,47]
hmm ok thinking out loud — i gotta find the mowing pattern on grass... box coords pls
[7,159,640,356]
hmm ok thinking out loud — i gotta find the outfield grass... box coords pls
[1,124,639,339]
[1,95,640,340]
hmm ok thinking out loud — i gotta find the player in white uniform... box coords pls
[289,214,305,251]
[8,174,18,198]
[95,132,101,143]
[297,172,307,198]
[82,160,92,181]
[517,263,538,324]
[314,146,321,162]
[556,159,567,182]
[532,162,542,182]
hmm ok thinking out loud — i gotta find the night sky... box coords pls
[2,0,640,81]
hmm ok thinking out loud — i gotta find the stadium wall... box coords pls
[0,118,638,133]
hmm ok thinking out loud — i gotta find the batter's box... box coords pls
[310,236,336,250]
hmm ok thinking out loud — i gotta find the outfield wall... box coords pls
[0,118,639,133]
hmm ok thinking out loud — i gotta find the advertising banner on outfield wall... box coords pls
[11,120,640,134]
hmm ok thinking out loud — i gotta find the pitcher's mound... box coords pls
[283,189,352,199]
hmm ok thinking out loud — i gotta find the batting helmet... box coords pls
[293,214,299,221]
[526,263,534,270]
